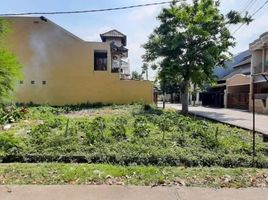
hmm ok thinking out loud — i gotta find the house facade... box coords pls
[249,32,268,114]
[225,52,251,109]
[201,50,251,108]
[4,16,153,105]
[201,32,268,114]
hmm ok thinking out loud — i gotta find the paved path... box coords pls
[0,186,268,200]
[161,103,268,136]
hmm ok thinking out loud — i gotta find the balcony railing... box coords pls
[112,60,131,79]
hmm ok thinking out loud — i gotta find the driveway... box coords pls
[0,186,268,200]
[160,103,268,136]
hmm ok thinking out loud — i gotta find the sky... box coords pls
[1,0,268,80]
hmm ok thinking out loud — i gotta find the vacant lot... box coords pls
[1,104,267,168]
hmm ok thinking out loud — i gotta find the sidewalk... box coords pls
[162,103,268,136]
[0,186,268,200]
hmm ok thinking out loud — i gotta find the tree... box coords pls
[156,61,181,108]
[141,63,149,80]
[0,19,21,105]
[131,70,143,80]
[143,0,251,114]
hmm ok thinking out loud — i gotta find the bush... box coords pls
[110,117,127,140]
[0,106,27,125]
[133,116,150,138]
[0,133,24,161]
[0,105,267,168]
[86,117,106,144]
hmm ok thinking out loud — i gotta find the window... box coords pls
[19,80,23,84]
[94,51,107,71]
[42,81,46,85]
[31,81,35,84]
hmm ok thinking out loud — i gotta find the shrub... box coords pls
[1,105,268,168]
[157,114,173,145]
[86,117,106,143]
[110,117,127,140]
[0,106,27,125]
[0,133,24,158]
[133,116,150,138]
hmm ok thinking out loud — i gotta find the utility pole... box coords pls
[252,75,256,166]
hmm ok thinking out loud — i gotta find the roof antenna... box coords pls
[40,16,47,22]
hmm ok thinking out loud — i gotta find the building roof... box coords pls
[250,31,268,50]
[100,29,127,46]
[233,56,251,68]
[213,50,251,79]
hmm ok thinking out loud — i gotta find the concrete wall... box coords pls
[249,98,268,114]
[5,17,153,105]
[226,74,250,87]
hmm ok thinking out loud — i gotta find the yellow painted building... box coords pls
[3,16,153,105]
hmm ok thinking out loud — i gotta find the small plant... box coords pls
[110,117,127,140]
[0,132,24,156]
[0,106,27,125]
[133,116,150,138]
[157,114,173,145]
[87,117,106,143]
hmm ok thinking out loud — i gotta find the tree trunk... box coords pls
[181,81,189,114]
[163,91,166,109]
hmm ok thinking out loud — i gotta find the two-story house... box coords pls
[3,16,153,105]
[250,32,268,114]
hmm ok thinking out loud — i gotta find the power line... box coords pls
[0,1,182,16]
[251,0,268,17]
[239,0,258,14]
[227,0,257,29]
[232,0,268,35]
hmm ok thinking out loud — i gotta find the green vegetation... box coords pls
[0,19,22,105]
[0,163,267,188]
[1,104,267,168]
[143,0,252,113]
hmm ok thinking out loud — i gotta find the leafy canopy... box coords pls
[0,19,21,105]
[143,0,252,88]
[131,70,144,80]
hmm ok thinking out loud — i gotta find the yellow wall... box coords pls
[5,17,153,105]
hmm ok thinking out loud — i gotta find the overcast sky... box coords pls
[1,0,268,80]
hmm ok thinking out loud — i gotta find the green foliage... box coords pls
[110,117,127,140]
[133,116,151,138]
[157,113,173,144]
[0,19,22,105]
[0,132,24,161]
[131,71,143,80]
[1,163,267,188]
[143,0,252,113]
[0,106,27,125]
[0,105,267,168]
[87,117,106,143]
